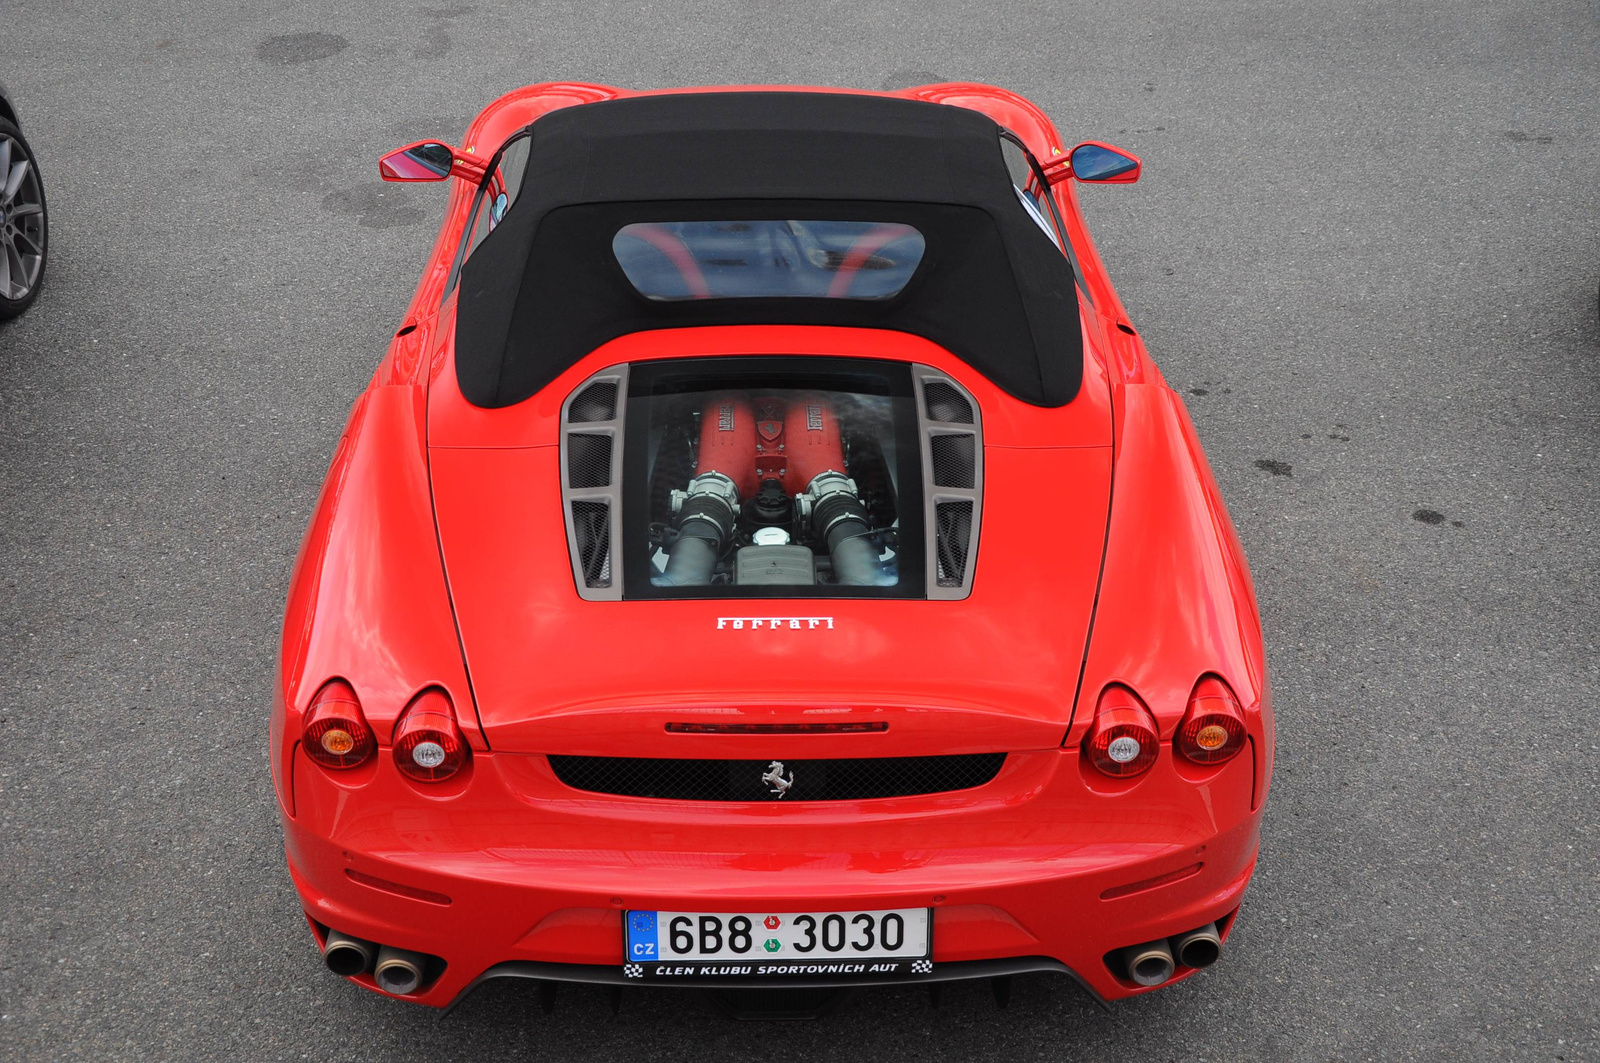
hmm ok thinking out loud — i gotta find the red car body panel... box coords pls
[273,80,1273,1009]
[271,383,485,815]
[286,746,1259,1004]
[428,324,1112,754]
[1072,385,1273,782]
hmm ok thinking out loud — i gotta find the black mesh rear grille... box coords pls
[548,753,1006,801]
[923,381,974,424]
[934,500,974,586]
[568,381,618,422]
[571,501,611,587]
[929,433,976,489]
[567,433,613,488]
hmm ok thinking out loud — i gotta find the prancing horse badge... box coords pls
[762,760,794,798]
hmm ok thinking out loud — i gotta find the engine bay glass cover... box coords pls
[622,357,925,599]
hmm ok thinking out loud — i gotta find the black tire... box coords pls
[0,117,48,320]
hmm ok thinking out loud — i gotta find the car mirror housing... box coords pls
[379,141,456,181]
[1067,141,1142,184]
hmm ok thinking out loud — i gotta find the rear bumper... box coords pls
[451,955,1095,1017]
[282,745,1262,1007]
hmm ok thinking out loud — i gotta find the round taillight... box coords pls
[393,690,468,782]
[1083,686,1159,777]
[303,680,376,770]
[1175,676,1247,765]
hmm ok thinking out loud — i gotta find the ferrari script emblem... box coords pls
[717,616,834,630]
[762,760,794,798]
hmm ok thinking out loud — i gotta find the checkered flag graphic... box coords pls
[911,959,933,974]
[623,964,644,978]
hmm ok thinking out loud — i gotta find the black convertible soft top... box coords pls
[455,92,1082,408]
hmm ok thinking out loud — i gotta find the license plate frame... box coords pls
[623,907,933,981]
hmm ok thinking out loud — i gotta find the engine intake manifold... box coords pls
[797,470,879,586]
[659,471,741,586]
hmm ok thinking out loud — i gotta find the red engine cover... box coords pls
[695,394,847,497]
[752,396,787,485]
[694,395,758,497]
[782,394,847,491]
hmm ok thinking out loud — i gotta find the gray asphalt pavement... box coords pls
[2,1,1596,1059]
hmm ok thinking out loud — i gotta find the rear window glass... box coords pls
[622,358,925,600]
[613,221,925,301]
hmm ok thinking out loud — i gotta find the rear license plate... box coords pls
[624,908,931,980]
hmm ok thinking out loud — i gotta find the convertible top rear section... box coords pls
[455,91,1084,408]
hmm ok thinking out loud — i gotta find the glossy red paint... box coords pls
[274,80,1272,1008]
[426,326,1112,755]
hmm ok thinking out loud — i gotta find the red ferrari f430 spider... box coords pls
[272,81,1274,1014]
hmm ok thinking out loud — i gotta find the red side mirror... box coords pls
[379,141,489,184]
[379,141,454,182]
[1065,141,1142,184]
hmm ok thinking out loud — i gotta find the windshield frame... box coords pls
[443,131,531,302]
[998,129,1092,305]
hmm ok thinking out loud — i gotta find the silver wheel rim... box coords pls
[0,135,45,302]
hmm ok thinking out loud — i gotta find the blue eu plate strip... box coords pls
[626,911,659,961]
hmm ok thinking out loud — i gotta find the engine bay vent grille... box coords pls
[547,753,1006,801]
[929,433,977,489]
[571,501,612,587]
[561,367,627,599]
[922,381,974,424]
[568,381,618,422]
[934,500,974,586]
[913,367,982,599]
[566,433,613,489]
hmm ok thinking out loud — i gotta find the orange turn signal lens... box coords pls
[303,680,376,770]
[319,729,356,755]
[1175,676,1247,766]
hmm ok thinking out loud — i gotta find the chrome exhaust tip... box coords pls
[1173,922,1222,969]
[322,930,377,977]
[1123,938,1176,987]
[373,945,428,996]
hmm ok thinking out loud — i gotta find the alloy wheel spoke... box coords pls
[10,202,41,218]
[0,239,12,298]
[2,158,28,202]
[13,229,42,256]
[5,241,26,297]
[0,140,10,194]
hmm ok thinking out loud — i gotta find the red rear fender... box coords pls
[273,384,479,815]
[1072,385,1270,800]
